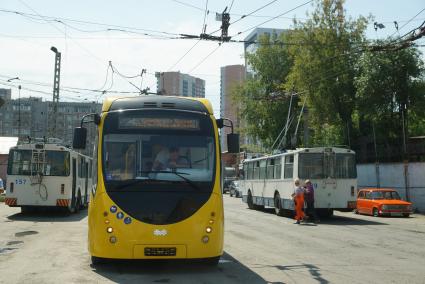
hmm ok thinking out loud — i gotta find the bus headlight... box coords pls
[106,227,113,233]
[206,226,212,233]
[202,236,209,243]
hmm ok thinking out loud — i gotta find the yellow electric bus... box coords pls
[73,95,239,265]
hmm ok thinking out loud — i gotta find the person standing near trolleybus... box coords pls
[304,179,319,223]
[293,179,305,224]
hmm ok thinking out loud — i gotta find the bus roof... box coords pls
[101,95,213,115]
[242,147,355,163]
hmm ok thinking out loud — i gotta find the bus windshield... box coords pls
[102,109,216,192]
[298,152,356,179]
[7,150,70,176]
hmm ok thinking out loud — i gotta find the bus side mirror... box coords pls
[227,133,240,153]
[73,127,87,149]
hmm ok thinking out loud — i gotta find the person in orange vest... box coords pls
[292,179,305,224]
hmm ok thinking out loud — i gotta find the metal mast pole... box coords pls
[50,46,61,138]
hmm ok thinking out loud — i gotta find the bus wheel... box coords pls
[91,256,106,265]
[247,191,255,210]
[74,192,81,214]
[274,193,284,216]
[202,256,220,266]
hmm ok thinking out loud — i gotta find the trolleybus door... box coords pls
[84,161,88,205]
[324,151,337,207]
[71,158,77,207]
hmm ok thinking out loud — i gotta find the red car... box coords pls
[356,188,412,217]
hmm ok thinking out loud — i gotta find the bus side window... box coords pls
[254,161,260,179]
[284,155,293,179]
[259,160,267,179]
[274,158,282,179]
[267,159,274,179]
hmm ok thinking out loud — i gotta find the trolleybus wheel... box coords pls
[202,256,220,266]
[91,256,106,265]
[247,191,255,210]
[74,192,81,214]
[274,193,284,216]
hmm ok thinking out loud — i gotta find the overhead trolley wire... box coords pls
[231,0,312,38]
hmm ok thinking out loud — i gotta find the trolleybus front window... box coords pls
[7,150,70,176]
[102,109,217,225]
[102,110,216,191]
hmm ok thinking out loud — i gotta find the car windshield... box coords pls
[383,191,401,200]
[102,109,216,192]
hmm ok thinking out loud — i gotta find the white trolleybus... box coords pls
[241,147,357,217]
[5,138,92,213]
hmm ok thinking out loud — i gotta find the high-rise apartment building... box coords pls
[0,88,101,155]
[156,72,205,98]
[220,65,245,151]
[244,28,286,76]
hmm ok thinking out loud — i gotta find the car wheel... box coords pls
[354,208,359,214]
[274,193,284,216]
[373,208,379,217]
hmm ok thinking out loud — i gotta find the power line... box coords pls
[0,8,182,37]
[187,43,222,73]
[389,7,425,38]
[231,0,312,38]
[208,0,280,36]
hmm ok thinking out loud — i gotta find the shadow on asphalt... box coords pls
[255,208,387,226]
[7,208,87,222]
[257,263,329,284]
[90,252,281,284]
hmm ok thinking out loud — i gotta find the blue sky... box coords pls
[0,0,424,116]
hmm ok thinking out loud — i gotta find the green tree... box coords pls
[285,0,368,147]
[232,32,296,150]
[355,45,425,157]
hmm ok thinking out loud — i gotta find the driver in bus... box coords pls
[153,147,188,170]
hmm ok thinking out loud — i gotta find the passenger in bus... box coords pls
[304,180,319,223]
[293,179,305,224]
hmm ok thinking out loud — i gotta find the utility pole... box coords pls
[50,46,61,138]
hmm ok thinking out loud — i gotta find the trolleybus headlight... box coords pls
[202,236,209,243]
[109,236,117,243]
[206,226,212,233]
[208,219,214,224]
[107,227,113,233]
[105,220,110,224]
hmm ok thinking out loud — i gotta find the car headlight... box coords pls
[381,205,388,210]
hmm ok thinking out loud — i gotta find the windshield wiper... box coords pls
[140,170,201,191]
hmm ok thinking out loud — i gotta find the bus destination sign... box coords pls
[119,117,200,130]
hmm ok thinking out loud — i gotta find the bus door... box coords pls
[324,150,337,206]
[71,158,77,206]
[84,162,89,204]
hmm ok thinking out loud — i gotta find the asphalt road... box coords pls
[0,195,424,284]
